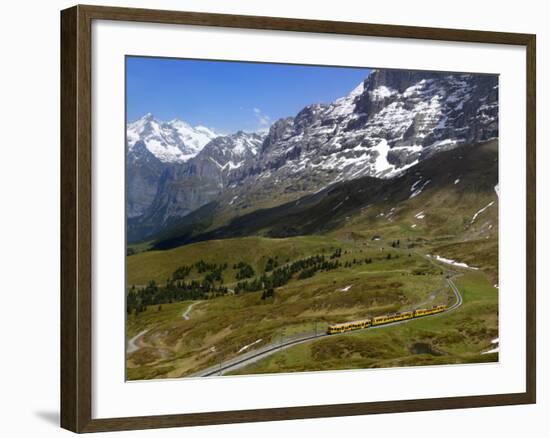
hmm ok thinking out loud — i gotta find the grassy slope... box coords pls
[126,235,453,380]
[127,235,353,286]
[228,270,498,375]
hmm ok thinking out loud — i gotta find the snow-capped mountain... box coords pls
[127,131,266,240]
[253,69,498,183]
[128,69,499,242]
[126,114,220,218]
[196,130,264,172]
[127,113,219,163]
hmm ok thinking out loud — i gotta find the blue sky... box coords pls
[126,57,371,134]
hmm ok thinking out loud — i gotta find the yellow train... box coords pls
[326,305,447,335]
[372,311,414,326]
[326,318,372,334]
[414,304,447,318]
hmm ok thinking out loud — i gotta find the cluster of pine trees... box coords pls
[234,262,255,280]
[342,257,373,268]
[126,278,229,315]
[195,260,227,274]
[172,265,192,280]
[128,246,404,313]
[127,261,233,315]
[264,257,279,272]
[234,252,343,294]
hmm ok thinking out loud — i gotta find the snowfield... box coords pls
[127,114,219,163]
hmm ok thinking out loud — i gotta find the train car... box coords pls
[372,311,414,326]
[327,318,372,335]
[414,304,447,318]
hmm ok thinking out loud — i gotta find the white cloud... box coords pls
[252,107,271,131]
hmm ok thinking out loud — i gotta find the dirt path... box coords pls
[183,301,201,320]
[126,329,149,354]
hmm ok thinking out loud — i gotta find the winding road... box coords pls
[193,276,463,377]
[128,302,201,355]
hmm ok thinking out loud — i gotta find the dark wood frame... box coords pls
[61,4,536,433]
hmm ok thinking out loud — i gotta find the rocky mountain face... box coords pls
[126,114,219,218]
[127,131,265,241]
[128,68,498,242]
[252,69,497,182]
[126,140,167,219]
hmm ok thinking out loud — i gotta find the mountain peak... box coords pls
[127,116,220,163]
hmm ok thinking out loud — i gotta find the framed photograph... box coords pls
[60,4,536,433]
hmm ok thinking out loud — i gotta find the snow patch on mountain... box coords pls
[170,120,218,155]
[428,254,479,270]
[410,179,431,199]
[370,85,397,101]
[471,201,495,224]
[373,139,394,175]
[327,82,365,119]
[237,339,262,353]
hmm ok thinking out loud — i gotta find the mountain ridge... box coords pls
[127,68,498,242]
[150,139,498,250]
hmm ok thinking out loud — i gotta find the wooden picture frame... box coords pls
[60,4,536,433]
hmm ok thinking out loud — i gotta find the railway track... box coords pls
[193,276,463,377]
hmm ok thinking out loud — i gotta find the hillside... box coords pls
[151,140,498,255]
[126,233,498,379]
